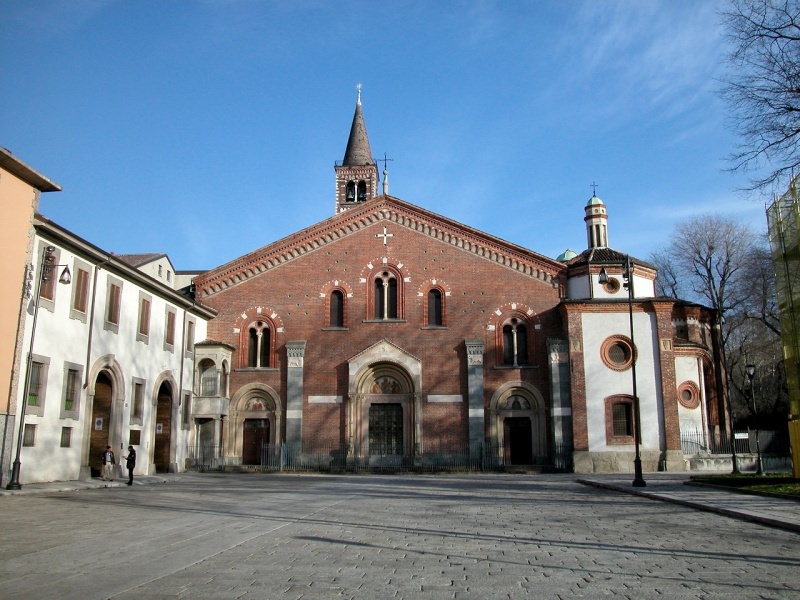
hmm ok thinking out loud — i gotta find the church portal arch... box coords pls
[489,381,548,465]
[347,340,422,459]
[228,383,282,465]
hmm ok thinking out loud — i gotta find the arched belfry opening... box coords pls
[346,340,422,461]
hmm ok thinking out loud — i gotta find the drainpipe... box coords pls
[84,253,113,389]
[174,306,188,474]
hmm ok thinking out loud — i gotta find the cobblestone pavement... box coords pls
[0,473,798,599]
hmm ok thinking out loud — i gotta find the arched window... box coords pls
[220,360,229,397]
[374,272,398,319]
[427,289,443,326]
[346,181,356,202]
[198,359,218,396]
[330,290,344,327]
[502,318,528,366]
[247,321,271,368]
[357,180,367,201]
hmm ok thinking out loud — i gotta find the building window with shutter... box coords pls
[137,294,151,342]
[104,277,122,333]
[61,364,82,418]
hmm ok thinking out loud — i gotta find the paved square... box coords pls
[0,473,797,599]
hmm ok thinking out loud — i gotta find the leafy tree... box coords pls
[722,0,800,192]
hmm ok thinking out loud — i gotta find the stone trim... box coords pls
[195,198,564,298]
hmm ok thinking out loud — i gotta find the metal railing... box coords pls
[680,430,790,456]
[187,442,574,474]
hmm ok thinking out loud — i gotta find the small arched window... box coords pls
[346,181,356,202]
[374,272,398,319]
[220,360,229,397]
[330,290,344,327]
[427,289,443,326]
[247,321,271,368]
[198,359,218,396]
[357,180,367,201]
[502,318,528,366]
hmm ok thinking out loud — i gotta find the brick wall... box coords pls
[197,200,565,452]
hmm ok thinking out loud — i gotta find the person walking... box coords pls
[102,446,115,481]
[125,446,136,486]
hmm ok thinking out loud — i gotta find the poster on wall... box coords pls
[156,423,163,434]
[94,418,103,431]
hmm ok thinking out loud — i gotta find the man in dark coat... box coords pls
[125,446,136,486]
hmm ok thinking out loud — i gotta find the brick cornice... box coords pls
[195,196,566,299]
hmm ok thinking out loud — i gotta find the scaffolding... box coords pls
[767,181,800,477]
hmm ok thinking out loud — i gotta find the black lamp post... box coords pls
[6,245,71,490]
[599,256,646,487]
[744,364,765,476]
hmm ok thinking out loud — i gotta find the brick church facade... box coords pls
[191,93,727,473]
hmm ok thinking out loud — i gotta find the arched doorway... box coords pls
[352,363,416,458]
[504,417,533,464]
[243,418,270,465]
[88,371,114,477]
[154,381,173,472]
[347,340,423,460]
[490,383,548,466]
[227,384,282,466]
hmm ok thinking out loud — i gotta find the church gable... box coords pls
[194,196,565,300]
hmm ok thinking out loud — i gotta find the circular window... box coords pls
[600,335,635,371]
[677,381,701,409]
[603,277,621,294]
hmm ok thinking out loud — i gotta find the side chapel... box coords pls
[190,92,727,473]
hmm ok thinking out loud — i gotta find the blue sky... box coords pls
[1,0,767,270]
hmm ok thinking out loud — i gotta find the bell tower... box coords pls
[584,189,609,249]
[335,85,379,213]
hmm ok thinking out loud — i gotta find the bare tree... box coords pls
[651,214,787,426]
[740,242,782,334]
[722,0,800,191]
[650,248,681,298]
[661,215,754,320]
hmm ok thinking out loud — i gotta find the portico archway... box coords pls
[489,382,548,465]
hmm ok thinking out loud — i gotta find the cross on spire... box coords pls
[590,181,599,196]
[375,225,394,247]
[379,152,394,195]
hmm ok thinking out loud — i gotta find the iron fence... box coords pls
[680,430,790,456]
[187,441,573,474]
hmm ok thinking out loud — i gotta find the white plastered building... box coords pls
[5,215,215,484]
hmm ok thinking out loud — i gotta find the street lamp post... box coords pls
[599,256,646,487]
[745,364,765,476]
[6,245,70,490]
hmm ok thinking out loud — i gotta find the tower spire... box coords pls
[342,85,373,166]
[335,85,379,213]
